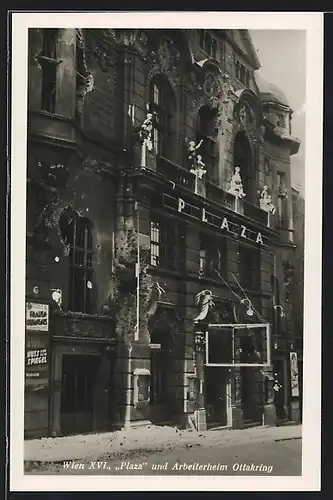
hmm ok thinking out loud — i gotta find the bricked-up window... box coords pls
[197,106,218,183]
[149,75,175,159]
[238,244,261,290]
[150,217,183,271]
[40,29,59,113]
[199,234,228,279]
[61,216,94,314]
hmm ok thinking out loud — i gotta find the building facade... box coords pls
[25,28,303,438]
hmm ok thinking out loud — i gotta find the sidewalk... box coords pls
[25,423,302,464]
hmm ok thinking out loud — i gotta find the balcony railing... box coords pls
[157,156,195,192]
[155,156,270,228]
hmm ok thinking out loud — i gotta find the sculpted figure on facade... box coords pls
[259,185,276,214]
[194,289,215,322]
[139,112,154,151]
[228,166,246,199]
[188,139,203,169]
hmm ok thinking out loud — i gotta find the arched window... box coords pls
[233,131,254,202]
[60,212,94,314]
[149,75,175,159]
[196,105,218,183]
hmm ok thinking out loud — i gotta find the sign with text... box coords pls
[26,302,49,331]
[162,193,268,247]
[289,351,300,397]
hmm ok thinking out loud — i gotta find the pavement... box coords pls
[24,423,302,466]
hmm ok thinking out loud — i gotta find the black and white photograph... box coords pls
[9,11,322,492]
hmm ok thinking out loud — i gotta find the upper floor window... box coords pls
[197,105,218,183]
[199,30,217,59]
[60,214,94,314]
[276,113,287,128]
[238,244,261,290]
[150,217,185,271]
[277,172,288,226]
[40,29,59,113]
[149,75,175,159]
[235,60,250,87]
[199,233,227,279]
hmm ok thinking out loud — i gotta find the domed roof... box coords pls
[255,72,290,107]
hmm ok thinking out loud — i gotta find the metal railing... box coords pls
[156,156,270,228]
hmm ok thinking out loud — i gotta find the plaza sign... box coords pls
[162,194,267,246]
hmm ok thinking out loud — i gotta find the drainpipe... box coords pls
[124,343,133,429]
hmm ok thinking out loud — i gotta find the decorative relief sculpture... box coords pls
[259,185,276,214]
[188,139,203,169]
[139,112,154,152]
[148,37,181,84]
[194,289,215,322]
[228,166,246,199]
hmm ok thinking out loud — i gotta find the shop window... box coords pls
[150,218,184,271]
[197,105,218,183]
[238,244,261,290]
[40,28,59,113]
[60,213,94,313]
[149,75,175,159]
[199,233,227,279]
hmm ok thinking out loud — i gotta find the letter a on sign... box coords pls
[221,217,229,231]
[256,232,263,245]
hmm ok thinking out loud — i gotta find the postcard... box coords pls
[9,10,322,492]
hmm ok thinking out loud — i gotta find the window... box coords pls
[149,76,175,158]
[41,29,58,113]
[199,234,227,279]
[150,218,184,271]
[197,106,218,183]
[60,215,94,313]
[199,30,218,59]
[235,61,249,86]
[276,113,286,128]
[238,244,261,290]
[277,172,288,226]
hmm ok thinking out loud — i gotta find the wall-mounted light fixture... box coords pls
[273,304,285,318]
[241,298,254,317]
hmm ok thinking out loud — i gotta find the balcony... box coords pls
[156,156,195,192]
[155,156,270,228]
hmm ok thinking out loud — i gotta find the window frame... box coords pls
[199,233,228,279]
[238,243,261,291]
[66,217,94,314]
[40,28,59,114]
[149,76,175,158]
[149,216,184,271]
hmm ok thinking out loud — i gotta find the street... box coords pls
[25,436,302,476]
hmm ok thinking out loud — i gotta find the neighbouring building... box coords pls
[25,28,303,438]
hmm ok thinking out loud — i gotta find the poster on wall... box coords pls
[290,351,300,397]
[26,302,49,331]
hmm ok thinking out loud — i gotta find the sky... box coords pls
[249,30,306,194]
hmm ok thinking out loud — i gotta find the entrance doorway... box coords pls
[240,367,263,424]
[60,354,101,435]
[204,367,229,427]
[150,328,173,424]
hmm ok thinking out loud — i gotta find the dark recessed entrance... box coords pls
[60,353,101,435]
[205,367,229,428]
